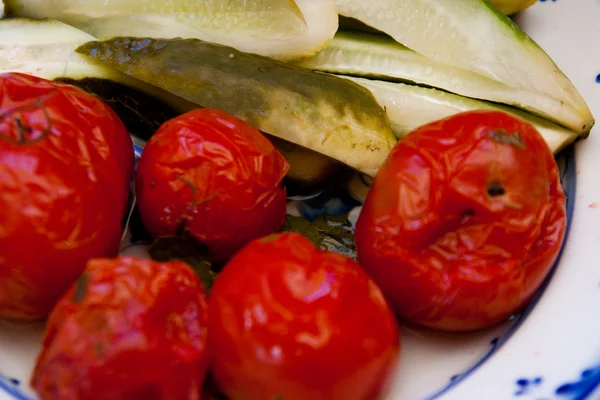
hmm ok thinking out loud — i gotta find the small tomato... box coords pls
[355,110,567,332]
[135,108,290,262]
[208,232,400,400]
[31,256,209,400]
[0,72,134,320]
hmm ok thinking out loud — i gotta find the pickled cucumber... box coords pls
[0,18,196,136]
[335,0,594,134]
[296,30,591,139]
[0,18,195,112]
[343,75,579,153]
[76,37,396,176]
[5,0,338,61]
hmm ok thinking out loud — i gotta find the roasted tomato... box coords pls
[0,72,134,320]
[31,256,209,400]
[135,108,290,262]
[208,232,400,400]
[355,110,567,332]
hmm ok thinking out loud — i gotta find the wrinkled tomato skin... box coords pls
[136,108,290,262]
[31,256,210,400]
[0,73,134,320]
[208,232,400,400]
[355,110,567,332]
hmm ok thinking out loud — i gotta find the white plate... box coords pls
[1,1,599,399]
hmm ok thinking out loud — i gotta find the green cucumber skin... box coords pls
[76,37,396,176]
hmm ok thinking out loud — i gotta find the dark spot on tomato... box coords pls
[488,129,525,149]
[0,91,55,145]
[487,182,506,197]
[72,273,89,304]
[151,180,156,188]
[461,209,475,218]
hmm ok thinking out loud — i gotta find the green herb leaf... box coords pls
[72,272,89,304]
[149,236,217,291]
[280,214,356,259]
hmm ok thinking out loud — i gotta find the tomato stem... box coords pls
[0,94,54,145]
[487,182,506,197]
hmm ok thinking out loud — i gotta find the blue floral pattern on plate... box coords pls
[511,365,600,400]
[0,373,29,400]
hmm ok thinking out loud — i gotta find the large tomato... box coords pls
[135,108,290,262]
[0,73,134,320]
[355,110,567,332]
[31,256,209,400]
[208,232,400,400]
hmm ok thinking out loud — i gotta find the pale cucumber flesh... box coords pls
[4,0,338,61]
[343,75,578,154]
[335,0,594,134]
[0,18,196,112]
[296,30,588,135]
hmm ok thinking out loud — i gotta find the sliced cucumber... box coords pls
[296,30,586,137]
[334,0,594,134]
[0,18,195,112]
[0,18,197,137]
[4,0,338,61]
[342,75,579,154]
[76,37,396,177]
[0,18,130,82]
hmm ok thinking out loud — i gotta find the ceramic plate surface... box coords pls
[1,1,600,399]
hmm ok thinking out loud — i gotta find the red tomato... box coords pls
[0,72,134,320]
[355,110,567,332]
[135,108,290,262]
[208,232,400,400]
[31,256,209,400]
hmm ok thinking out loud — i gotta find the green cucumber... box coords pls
[342,75,579,154]
[334,0,594,135]
[76,37,397,177]
[296,30,584,136]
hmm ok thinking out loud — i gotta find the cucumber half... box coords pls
[76,37,397,177]
[296,30,588,136]
[343,75,579,154]
[0,18,195,113]
[334,0,594,135]
[4,0,338,61]
[0,18,197,137]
